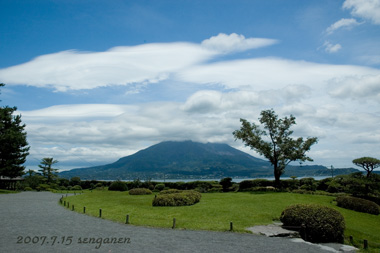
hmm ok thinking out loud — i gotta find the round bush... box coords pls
[24,187,33,191]
[336,196,380,215]
[280,204,345,243]
[152,190,201,206]
[108,181,128,191]
[154,184,165,191]
[129,188,152,195]
[71,185,82,191]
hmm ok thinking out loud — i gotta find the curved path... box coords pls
[0,192,348,253]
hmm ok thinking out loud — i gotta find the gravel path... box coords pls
[0,192,345,253]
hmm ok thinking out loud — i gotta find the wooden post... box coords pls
[72,205,74,211]
[172,218,176,229]
[364,239,368,249]
[64,201,66,206]
[67,202,70,208]
[230,222,233,231]
[99,208,102,218]
[349,235,353,244]
[126,215,130,224]
[83,206,86,213]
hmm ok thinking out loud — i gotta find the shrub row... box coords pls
[152,190,201,206]
[280,204,345,243]
[108,181,128,191]
[336,195,380,215]
[129,188,152,195]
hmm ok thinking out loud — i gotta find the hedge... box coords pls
[280,204,345,243]
[129,188,152,195]
[336,195,380,215]
[152,190,201,206]
[108,181,128,191]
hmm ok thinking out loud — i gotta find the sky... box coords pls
[0,0,380,172]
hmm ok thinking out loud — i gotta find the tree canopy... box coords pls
[233,109,318,187]
[0,83,30,179]
[38,157,59,183]
[352,157,380,178]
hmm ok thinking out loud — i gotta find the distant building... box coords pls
[0,176,24,190]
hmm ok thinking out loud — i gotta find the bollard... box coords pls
[64,201,66,206]
[99,208,102,218]
[83,206,86,213]
[67,202,70,208]
[230,222,233,231]
[126,215,130,224]
[349,235,353,244]
[172,218,176,229]
[72,205,74,211]
[364,239,368,249]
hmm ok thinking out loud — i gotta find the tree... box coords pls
[0,83,30,179]
[233,109,318,187]
[38,157,59,183]
[352,157,380,178]
[219,177,233,192]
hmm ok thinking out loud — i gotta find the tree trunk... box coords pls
[274,165,281,188]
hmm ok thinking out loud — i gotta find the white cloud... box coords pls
[329,74,380,101]
[0,34,277,92]
[325,18,362,34]
[201,33,278,53]
[343,0,380,24]
[323,41,342,53]
[177,57,379,90]
[0,43,216,92]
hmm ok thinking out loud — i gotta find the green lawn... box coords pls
[63,191,380,251]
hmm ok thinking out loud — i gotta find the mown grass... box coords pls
[63,191,380,251]
[0,189,19,194]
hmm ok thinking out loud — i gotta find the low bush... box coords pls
[280,204,345,243]
[108,181,128,191]
[154,184,165,191]
[129,188,152,195]
[336,196,380,215]
[152,190,201,206]
[239,179,273,191]
[160,189,182,194]
[71,185,82,191]
[24,187,33,191]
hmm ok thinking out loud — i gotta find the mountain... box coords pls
[59,140,347,180]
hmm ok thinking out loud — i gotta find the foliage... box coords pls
[238,179,273,191]
[336,196,380,215]
[233,109,318,187]
[154,183,165,191]
[108,181,128,191]
[24,186,33,191]
[152,190,201,206]
[219,177,233,192]
[38,157,59,183]
[280,204,345,243]
[159,189,182,194]
[129,188,152,195]
[71,185,82,191]
[352,157,380,178]
[0,83,30,180]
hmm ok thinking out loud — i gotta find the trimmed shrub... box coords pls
[71,185,82,191]
[154,184,165,191]
[108,181,128,191]
[152,190,201,206]
[24,187,33,191]
[129,188,152,195]
[280,204,345,243]
[336,196,380,215]
[160,189,182,194]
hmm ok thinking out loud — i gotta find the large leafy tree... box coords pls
[38,157,59,183]
[352,157,380,178]
[233,109,318,187]
[0,83,30,178]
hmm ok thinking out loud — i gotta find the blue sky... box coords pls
[1,0,380,172]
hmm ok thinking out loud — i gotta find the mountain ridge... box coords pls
[59,140,357,180]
